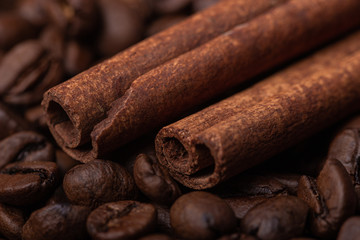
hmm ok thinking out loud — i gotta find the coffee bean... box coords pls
[0,102,31,140]
[0,203,26,240]
[297,158,356,238]
[44,0,99,38]
[87,200,157,240]
[0,13,37,50]
[64,40,94,76]
[217,233,258,240]
[328,129,360,210]
[170,191,236,240]
[0,131,55,169]
[0,161,59,206]
[18,0,48,27]
[63,159,137,208]
[22,203,91,240]
[133,153,181,205]
[24,105,48,131]
[96,0,145,57]
[337,216,360,240]
[154,204,172,234]
[224,196,269,219]
[145,15,187,37]
[152,0,191,14]
[241,196,308,240]
[0,39,63,105]
[192,0,219,11]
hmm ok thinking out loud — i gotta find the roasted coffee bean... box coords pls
[328,128,360,210]
[64,40,94,76]
[24,105,48,130]
[154,204,172,234]
[192,0,219,11]
[241,196,309,240]
[87,200,157,240]
[0,203,26,240]
[0,131,54,169]
[138,233,173,240]
[133,153,181,205]
[63,159,137,208]
[297,159,356,238]
[337,216,360,240]
[0,13,37,50]
[212,173,295,198]
[0,39,63,105]
[97,0,145,57]
[44,0,99,38]
[46,185,70,205]
[18,0,48,27]
[152,0,191,14]
[0,161,59,206]
[22,203,91,240]
[224,196,269,219]
[0,102,31,140]
[145,15,187,37]
[170,191,236,240]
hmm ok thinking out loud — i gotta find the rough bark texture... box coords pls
[42,0,285,150]
[155,32,360,189]
[43,0,360,161]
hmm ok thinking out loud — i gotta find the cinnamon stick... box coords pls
[155,31,360,189]
[44,0,360,161]
[42,0,285,147]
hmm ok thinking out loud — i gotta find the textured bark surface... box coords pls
[155,32,360,189]
[44,0,360,161]
[42,0,285,150]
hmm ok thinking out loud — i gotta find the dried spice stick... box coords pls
[155,32,360,189]
[45,0,360,161]
[43,0,285,148]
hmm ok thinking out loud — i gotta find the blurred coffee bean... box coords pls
[44,0,99,38]
[0,203,26,240]
[22,203,91,240]
[154,204,172,233]
[145,15,187,37]
[241,196,309,240]
[39,26,65,59]
[17,0,48,27]
[55,150,79,177]
[224,196,269,219]
[0,39,63,105]
[97,0,145,57]
[212,174,294,198]
[0,102,31,140]
[0,13,37,50]
[24,105,48,131]
[87,200,157,240]
[0,0,18,12]
[138,233,173,240]
[0,131,54,169]
[0,161,59,206]
[133,153,181,205]
[192,0,219,11]
[337,216,360,240]
[64,40,94,76]
[46,185,70,205]
[63,159,137,208]
[152,0,191,14]
[170,191,236,240]
[328,128,360,210]
[297,159,356,238]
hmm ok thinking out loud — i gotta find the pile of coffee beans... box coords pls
[0,1,359,239]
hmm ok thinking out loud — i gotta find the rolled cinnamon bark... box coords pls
[42,0,285,148]
[45,0,360,161]
[155,31,360,189]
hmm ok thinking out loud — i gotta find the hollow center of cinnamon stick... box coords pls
[47,100,79,147]
[162,138,189,169]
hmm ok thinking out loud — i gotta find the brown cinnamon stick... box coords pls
[42,0,285,148]
[44,0,360,161]
[155,31,360,189]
